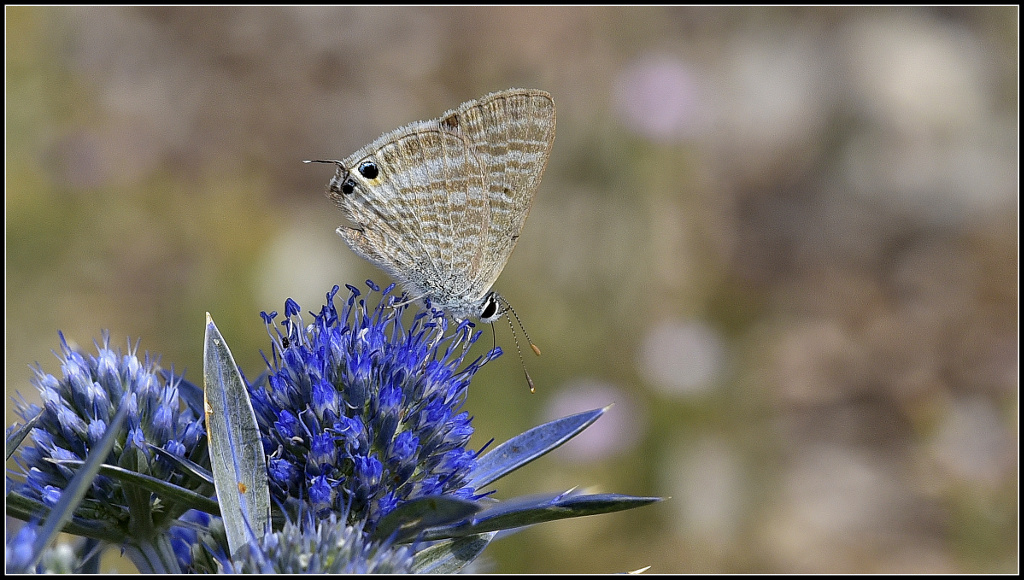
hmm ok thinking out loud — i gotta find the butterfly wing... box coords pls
[331,124,490,301]
[438,89,556,297]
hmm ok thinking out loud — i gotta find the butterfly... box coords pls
[308,88,555,324]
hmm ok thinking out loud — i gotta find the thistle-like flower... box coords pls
[7,332,210,573]
[7,281,661,573]
[228,510,416,573]
[249,281,494,530]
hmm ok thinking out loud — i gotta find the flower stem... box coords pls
[123,533,182,574]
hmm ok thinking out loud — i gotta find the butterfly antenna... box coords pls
[502,299,541,394]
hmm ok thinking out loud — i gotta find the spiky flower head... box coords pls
[228,510,415,573]
[250,281,499,529]
[9,331,209,566]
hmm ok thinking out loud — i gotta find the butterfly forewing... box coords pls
[333,127,489,301]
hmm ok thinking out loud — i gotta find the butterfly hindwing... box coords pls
[442,90,555,294]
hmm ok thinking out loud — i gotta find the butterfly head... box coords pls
[476,291,543,394]
[306,158,384,202]
[479,291,503,323]
[440,291,503,324]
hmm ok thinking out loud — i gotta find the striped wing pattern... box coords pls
[327,89,555,317]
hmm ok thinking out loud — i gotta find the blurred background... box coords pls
[5,6,1017,573]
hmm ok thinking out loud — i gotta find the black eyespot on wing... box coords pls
[358,161,379,179]
[342,179,357,195]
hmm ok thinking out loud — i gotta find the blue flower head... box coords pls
[250,281,500,529]
[8,334,209,573]
[229,510,415,574]
[10,332,209,549]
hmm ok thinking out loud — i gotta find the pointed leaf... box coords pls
[411,532,497,574]
[149,443,215,486]
[203,313,271,557]
[6,410,42,460]
[469,407,607,489]
[421,491,662,541]
[46,459,220,516]
[372,495,481,544]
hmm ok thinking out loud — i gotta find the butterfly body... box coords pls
[317,89,555,322]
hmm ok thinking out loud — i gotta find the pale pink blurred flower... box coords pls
[638,320,727,396]
[613,55,708,142]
